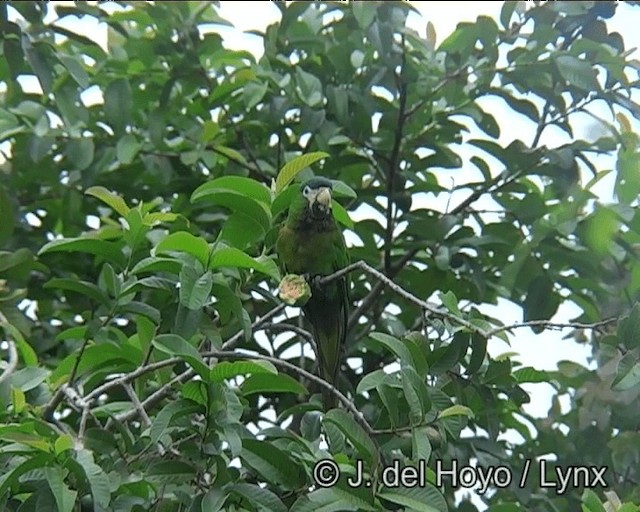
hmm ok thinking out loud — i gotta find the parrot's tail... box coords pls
[303,288,347,411]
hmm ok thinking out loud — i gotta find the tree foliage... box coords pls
[1,1,640,511]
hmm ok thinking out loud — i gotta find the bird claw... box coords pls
[303,273,323,288]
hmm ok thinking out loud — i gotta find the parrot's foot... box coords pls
[303,273,323,289]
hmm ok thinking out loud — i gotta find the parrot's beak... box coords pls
[311,186,332,218]
[316,187,332,209]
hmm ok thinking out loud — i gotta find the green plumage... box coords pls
[276,178,349,409]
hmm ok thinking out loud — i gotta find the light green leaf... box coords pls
[241,373,308,396]
[192,175,271,205]
[209,246,280,280]
[275,152,329,193]
[154,231,211,267]
[438,404,474,419]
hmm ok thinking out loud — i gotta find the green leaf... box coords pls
[352,2,376,29]
[439,290,461,317]
[149,400,199,445]
[290,486,375,512]
[10,367,49,391]
[324,409,378,467]
[467,332,487,374]
[116,134,141,165]
[24,42,54,94]
[39,238,126,267]
[210,360,277,382]
[202,487,229,512]
[581,489,606,512]
[612,351,640,391]
[555,55,599,92]
[65,138,95,170]
[402,367,424,425]
[296,67,323,107]
[75,449,111,508]
[356,369,389,395]
[191,176,271,205]
[147,461,197,484]
[2,321,38,367]
[438,404,474,419]
[412,427,432,463]
[44,278,111,306]
[379,483,447,512]
[333,201,354,229]
[241,373,308,396]
[275,152,329,193]
[513,367,550,384]
[58,53,90,88]
[368,332,414,367]
[191,184,271,230]
[618,303,640,350]
[179,266,213,310]
[331,180,357,199]
[0,453,54,499]
[230,483,286,512]
[240,439,304,489]
[152,334,209,378]
[500,1,518,29]
[243,81,269,109]
[45,466,77,512]
[104,78,132,133]
[131,256,182,275]
[209,246,280,280]
[154,231,210,267]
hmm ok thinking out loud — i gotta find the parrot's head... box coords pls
[300,177,333,220]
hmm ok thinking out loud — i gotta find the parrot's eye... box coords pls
[303,186,311,197]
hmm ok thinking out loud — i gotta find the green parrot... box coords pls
[276,177,349,409]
